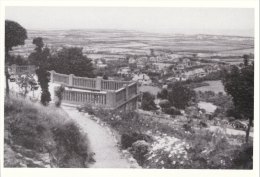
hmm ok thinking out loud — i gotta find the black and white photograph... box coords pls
[1,1,259,177]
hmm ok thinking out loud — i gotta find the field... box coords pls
[194,80,226,94]
[11,29,254,61]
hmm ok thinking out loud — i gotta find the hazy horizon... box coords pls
[5,7,254,37]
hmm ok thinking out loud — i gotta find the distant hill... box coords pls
[10,29,254,62]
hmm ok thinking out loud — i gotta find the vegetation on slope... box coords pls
[4,96,91,168]
[79,105,253,169]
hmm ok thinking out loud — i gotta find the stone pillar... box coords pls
[69,74,74,87]
[135,83,139,110]
[123,84,129,101]
[106,91,116,109]
[96,76,102,91]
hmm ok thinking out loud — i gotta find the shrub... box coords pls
[144,135,191,169]
[121,132,153,149]
[141,92,158,111]
[130,140,150,166]
[183,124,192,132]
[231,143,253,169]
[78,104,95,115]
[52,122,89,167]
[159,100,171,109]
[199,121,208,128]
[157,89,168,100]
[55,85,65,107]
[163,107,181,115]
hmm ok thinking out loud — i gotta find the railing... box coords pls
[50,70,132,91]
[72,76,97,90]
[101,80,130,91]
[50,71,139,110]
[62,89,107,106]
[8,64,36,75]
[52,72,70,85]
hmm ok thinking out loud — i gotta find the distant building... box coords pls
[117,67,131,76]
[183,68,206,79]
[96,59,108,69]
[128,57,137,64]
[132,73,152,85]
[153,63,172,71]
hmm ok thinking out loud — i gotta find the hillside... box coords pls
[4,95,91,168]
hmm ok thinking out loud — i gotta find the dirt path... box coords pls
[62,106,137,168]
[209,126,253,137]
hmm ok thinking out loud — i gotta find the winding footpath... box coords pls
[62,106,138,168]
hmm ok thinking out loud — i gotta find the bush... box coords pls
[141,92,158,111]
[231,143,253,169]
[183,123,193,132]
[121,132,153,149]
[52,122,89,167]
[55,86,65,107]
[163,107,181,115]
[130,140,150,166]
[78,104,95,115]
[159,100,171,109]
[199,121,208,128]
[157,89,168,100]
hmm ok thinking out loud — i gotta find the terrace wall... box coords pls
[50,71,139,110]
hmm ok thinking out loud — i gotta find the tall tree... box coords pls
[28,37,51,105]
[5,20,27,95]
[243,54,250,66]
[222,63,254,143]
[50,47,94,78]
[168,82,195,109]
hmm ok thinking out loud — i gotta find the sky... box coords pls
[5,7,254,36]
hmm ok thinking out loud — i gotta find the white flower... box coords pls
[161,161,164,164]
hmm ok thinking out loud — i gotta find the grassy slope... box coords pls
[4,96,90,168]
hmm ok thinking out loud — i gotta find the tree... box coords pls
[28,37,51,105]
[5,20,27,95]
[50,47,94,78]
[16,74,34,97]
[37,68,51,105]
[243,54,250,66]
[141,92,157,111]
[157,88,168,100]
[168,82,195,109]
[222,64,254,143]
